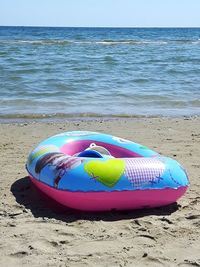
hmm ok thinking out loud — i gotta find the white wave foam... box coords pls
[0,39,169,45]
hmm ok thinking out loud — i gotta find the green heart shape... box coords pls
[84,159,125,187]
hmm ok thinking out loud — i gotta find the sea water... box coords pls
[0,26,200,118]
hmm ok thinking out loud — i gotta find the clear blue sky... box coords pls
[0,0,200,27]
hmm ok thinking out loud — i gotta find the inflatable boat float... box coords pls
[26,131,189,211]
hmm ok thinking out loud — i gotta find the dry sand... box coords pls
[0,117,200,267]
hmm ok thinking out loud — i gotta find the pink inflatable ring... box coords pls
[26,131,189,211]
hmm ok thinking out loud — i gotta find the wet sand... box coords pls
[0,117,200,267]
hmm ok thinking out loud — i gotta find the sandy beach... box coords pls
[0,117,200,267]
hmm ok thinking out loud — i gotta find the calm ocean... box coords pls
[0,26,200,119]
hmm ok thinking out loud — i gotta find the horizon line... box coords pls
[1,25,200,29]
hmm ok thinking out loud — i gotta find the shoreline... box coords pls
[0,113,199,124]
[0,117,200,266]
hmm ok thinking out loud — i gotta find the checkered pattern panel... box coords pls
[124,158,165,187]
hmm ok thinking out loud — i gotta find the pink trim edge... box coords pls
[30,177,188,211]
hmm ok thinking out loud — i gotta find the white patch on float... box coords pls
[54,131,98,137]
[113,136,133,144]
